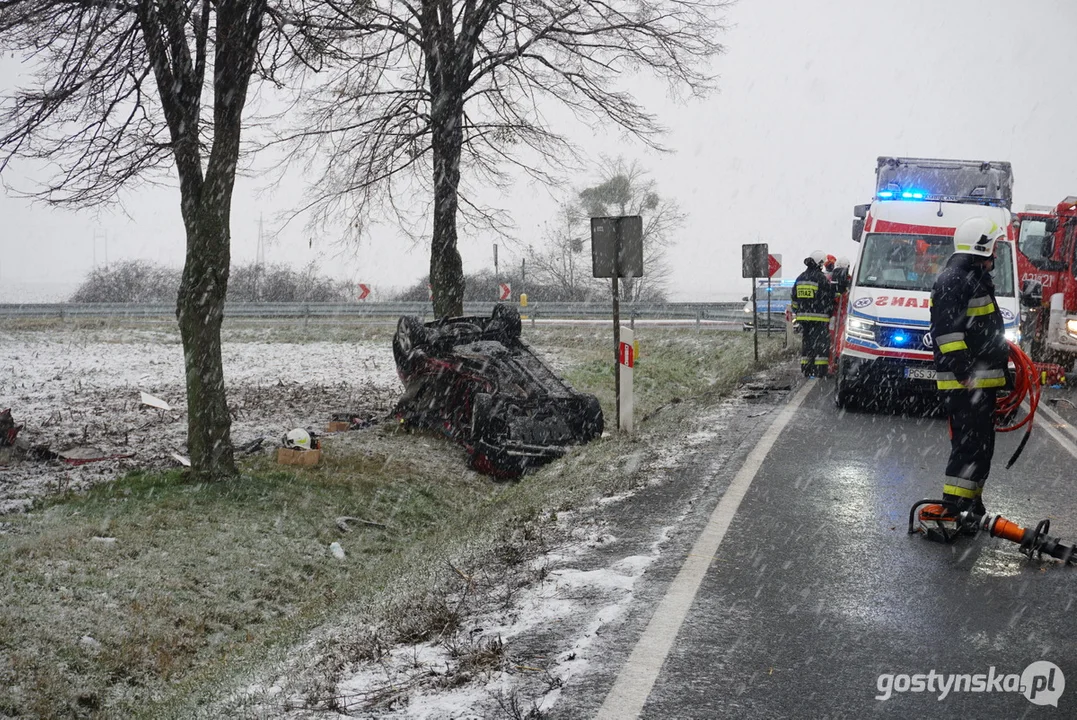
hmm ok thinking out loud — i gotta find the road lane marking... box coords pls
[1035,401,1077,450]
[596,381,815,719]
[1030,402,1077,462]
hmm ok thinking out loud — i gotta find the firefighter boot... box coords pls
[943,493,984,536]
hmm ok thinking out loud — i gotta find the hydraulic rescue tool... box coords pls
[909,342,1077,564]
[908,505,1077,565]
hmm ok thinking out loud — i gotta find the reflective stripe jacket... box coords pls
[929,254,1008,390]
[791,265,834,322]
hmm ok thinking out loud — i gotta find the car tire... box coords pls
[490,303,522,342]
[471,392,493,442]
[573,394,604,439]
[393,316,429,377]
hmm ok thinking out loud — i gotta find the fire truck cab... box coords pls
[1013,196,1077,366]
[835,157,1020,409]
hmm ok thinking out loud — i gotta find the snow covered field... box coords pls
[0,326,402,513]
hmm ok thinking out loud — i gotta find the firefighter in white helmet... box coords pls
[922,216,1008,527]
[831,256,852,296]
[792,250,835,378]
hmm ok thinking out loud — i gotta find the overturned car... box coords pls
[392,304,604,476]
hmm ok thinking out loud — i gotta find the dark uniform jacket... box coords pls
[791,265,834,322]
[929,254,1008,390]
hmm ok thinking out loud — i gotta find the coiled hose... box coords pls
[996,340,1041,468]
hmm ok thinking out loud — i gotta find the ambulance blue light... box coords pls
[878,190,925,200]
[893,333,908,345]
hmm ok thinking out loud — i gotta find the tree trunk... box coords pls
[176,193,236,480]
[429,101,465,318]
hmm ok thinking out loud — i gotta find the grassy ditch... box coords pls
[0,327,791,718]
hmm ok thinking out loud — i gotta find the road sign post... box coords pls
[593,215,644,431]
[618,326,634,433]
[358,283,371,301]
[742,243,769,363]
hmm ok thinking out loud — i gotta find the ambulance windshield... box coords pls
[857,233,1014,295]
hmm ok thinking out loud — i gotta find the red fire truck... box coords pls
[1014,196,1077,370]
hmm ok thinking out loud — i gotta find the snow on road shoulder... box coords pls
[0,328,400,514]
[244,379,789,719]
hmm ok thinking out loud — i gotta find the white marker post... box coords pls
[618,325,634,433]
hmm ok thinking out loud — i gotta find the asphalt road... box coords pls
[588,378,1077,719]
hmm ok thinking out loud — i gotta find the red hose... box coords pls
[996,341,1040,432]
[996,341,1040,468]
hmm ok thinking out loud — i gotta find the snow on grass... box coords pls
[0,320,795,717]
[0,327,401,513]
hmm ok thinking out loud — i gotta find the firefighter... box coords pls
[792,250,835,378]
[929,216,1009,519]
[831,256,852,297]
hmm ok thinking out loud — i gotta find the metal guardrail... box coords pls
[0,301,751,323]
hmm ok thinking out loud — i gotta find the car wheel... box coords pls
[572,394,604,439]
[471,392,493,442]
[490,303,522,342]
[393,316,429,376]
[834,360,857,411]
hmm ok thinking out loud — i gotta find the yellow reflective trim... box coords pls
[943,484,982,499]
[956,244,972,251]
[966,303,996,317]
[939,340,968,353]
[796,286,816,299]
[814,359,829,365]
[936,377,1006,390]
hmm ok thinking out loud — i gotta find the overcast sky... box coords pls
[2,0,1076,302]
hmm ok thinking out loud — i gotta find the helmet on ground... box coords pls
[835,256,851,269]
[953,217,1004,257]
[283,428,312,450]
[806,250,826,267]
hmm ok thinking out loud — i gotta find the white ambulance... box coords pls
[834,157,1021,409]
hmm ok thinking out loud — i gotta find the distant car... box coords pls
[392,304,604,477]
[742,282,796,331]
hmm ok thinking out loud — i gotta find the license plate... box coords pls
[905,367,936,381]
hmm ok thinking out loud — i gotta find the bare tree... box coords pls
[527,157,683,302]
[576,157,683,302]
[0,0,321,478]
[280,0,728,317]
[526,202,596,301]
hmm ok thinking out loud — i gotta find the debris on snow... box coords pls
[0,328,400,514]
[139,391,172,411]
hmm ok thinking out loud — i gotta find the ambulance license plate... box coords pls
[905,367,936,381]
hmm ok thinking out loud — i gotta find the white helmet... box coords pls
[806,250,826,267]
[835,256,851,269]
[953,217,1004,257]
[283,428,312,450]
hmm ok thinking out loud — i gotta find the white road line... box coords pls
[1030,401,1077,462]
[596,381,815,720]
[1035,400,1077,447]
